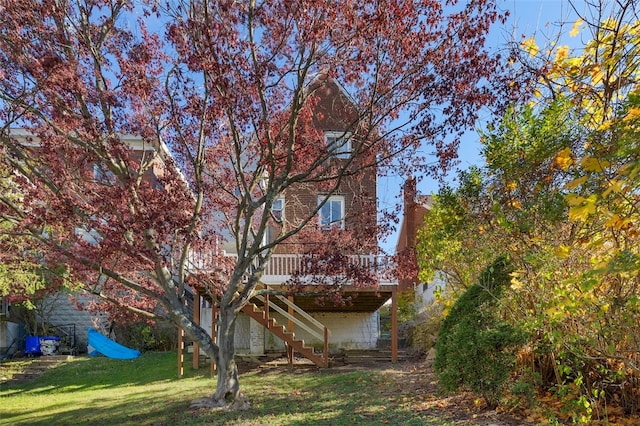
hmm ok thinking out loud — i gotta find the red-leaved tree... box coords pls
[0,0,507,408]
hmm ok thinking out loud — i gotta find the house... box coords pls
[395,177,440,309]
[0,129,168,354]
[187,77,400,368]
[0,298,21,359]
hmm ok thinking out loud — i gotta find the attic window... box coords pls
[325,131,351,159]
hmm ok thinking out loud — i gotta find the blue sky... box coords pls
[379,0,583,253]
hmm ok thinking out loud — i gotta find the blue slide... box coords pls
[87,328,140,360]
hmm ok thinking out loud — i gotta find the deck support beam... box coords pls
[178,328,185,377]
[391,289,398,363]
[288,296,295,365]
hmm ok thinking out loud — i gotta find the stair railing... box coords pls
[253,293,329,367]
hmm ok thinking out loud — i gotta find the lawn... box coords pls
[0,351,479,426]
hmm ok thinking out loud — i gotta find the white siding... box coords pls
[415,271,447,311]
[44,292,107,351]
[0,321,20,356]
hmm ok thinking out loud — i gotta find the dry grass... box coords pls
[0,351,529,425]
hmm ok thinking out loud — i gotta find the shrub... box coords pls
[113,320,178,351]
[402,302,443,356]
[434,257,526,407]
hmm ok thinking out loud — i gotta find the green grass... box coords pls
[0,351,462,425]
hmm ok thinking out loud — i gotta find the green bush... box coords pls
[434,257,525,407]
[402,302,443,356]
[113,320,178,351]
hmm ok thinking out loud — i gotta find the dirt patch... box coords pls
[376,363,534,426]
[236,356,535,425]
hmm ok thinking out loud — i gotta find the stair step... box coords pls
[1,355,73,384]
[241,301,327,367]
[11,373,41,380]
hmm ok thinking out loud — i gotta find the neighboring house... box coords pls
[0,298,21,358]
[395,176,440,310]
[2,130,166,353]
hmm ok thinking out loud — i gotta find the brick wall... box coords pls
[397,177,430,292]
[273,77,378,254]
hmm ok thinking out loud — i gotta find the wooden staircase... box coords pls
[242,294,329,368]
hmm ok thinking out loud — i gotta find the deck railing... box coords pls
[188,252,397,286]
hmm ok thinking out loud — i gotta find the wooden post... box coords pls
[211,302,217,376]
[323,326,329,367]
[391,290,398,363]
[287,296,294,365]
[178,328,185,377]
[193,293,201,370]
[287,296,294,332]
[287,344,293,366]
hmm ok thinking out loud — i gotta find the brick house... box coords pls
[396,176,442,309]
[190,77,399,367]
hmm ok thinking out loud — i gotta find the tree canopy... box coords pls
[0,0,508,408]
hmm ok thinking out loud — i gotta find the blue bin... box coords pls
[25,336,41,355]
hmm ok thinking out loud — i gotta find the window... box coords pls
[325,131,351,159]
[0,298,9,317]
[271,197,284,223]
[318,195,344,230]
[264,197,284,245]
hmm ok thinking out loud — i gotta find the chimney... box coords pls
[403,175,417,212]
[403,176,419,249]
[398,176,419,292]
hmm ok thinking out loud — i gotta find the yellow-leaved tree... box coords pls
[506,3,640,421]
[418,2,640,423]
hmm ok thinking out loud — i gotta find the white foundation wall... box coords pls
[198,304,380,355]
[198,304,265,356]
[199,301,213,336]
[266,311,380,352]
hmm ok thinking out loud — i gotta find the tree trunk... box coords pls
[212,305,239,402]
[190,304,249,410]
